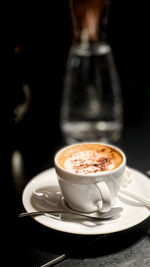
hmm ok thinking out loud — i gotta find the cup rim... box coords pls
[54,142,126,177]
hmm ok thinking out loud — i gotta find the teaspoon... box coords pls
[19,207,123,220]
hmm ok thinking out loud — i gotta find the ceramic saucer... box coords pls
[22,167,150,235]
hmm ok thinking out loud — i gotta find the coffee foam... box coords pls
[57,144,123,174]
[64,151,114,174]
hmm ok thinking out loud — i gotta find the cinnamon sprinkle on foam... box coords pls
[64,151,114,174]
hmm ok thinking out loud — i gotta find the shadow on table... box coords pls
[18,214,150,258]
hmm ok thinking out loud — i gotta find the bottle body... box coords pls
[60,41,123,144]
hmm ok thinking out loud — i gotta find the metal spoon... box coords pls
[19,207,123,220]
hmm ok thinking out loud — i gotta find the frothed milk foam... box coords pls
[57,144,123,174]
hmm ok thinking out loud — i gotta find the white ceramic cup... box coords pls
[54,143,126,213]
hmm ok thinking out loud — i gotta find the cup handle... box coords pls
[96,181,112,212]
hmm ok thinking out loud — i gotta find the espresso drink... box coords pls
[56,144,123,174]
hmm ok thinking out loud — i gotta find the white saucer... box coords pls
[22,167,150,235]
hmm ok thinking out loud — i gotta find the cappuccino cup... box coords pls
[54,143,126,213]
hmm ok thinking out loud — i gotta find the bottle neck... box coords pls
[70,0,111,44]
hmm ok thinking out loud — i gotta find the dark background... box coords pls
[6,0,150,183]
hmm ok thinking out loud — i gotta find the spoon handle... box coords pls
[120,187,150,208]
[19,210,65,217]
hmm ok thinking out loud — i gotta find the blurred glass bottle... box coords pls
[60,0,123,144]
